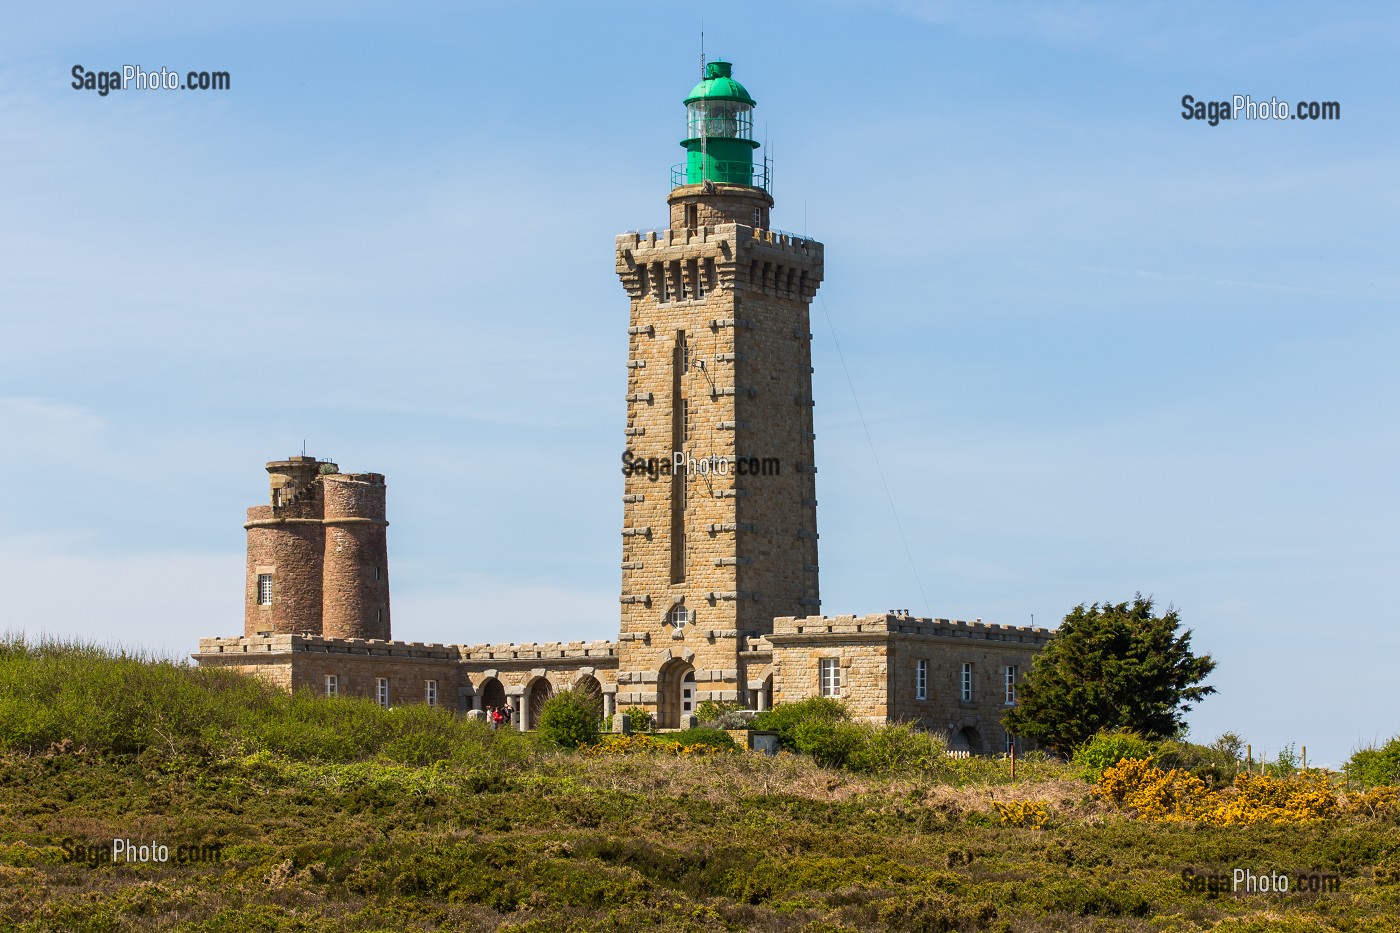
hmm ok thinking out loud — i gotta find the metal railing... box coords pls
[671,159,771,192]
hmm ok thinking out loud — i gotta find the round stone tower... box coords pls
[320,471,391,641]
[244,457,327,636]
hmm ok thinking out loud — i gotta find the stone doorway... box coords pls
[526,678,553,730]
[656,659,695,729]
[479,678,506,716]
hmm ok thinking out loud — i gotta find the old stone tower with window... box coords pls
[196,60,1050,754]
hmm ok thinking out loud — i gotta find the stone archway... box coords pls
[573,674,604,721]
[526,677,553,730]
[657,659,695,729]
[478,677,506,715]
[950,725,984,755]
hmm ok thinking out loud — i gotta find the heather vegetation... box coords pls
[3,636,1400,932]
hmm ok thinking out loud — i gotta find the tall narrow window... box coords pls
[656,262,668,302]
[325,674,338,697]
[257,574,273,606]
[376,677,390,708]
[819,658,841,697]
[915,659,928,700]
[637,263,649,297]
[688,258,704,300]
[425,680,438,707]
[1004,666,1018,705]
[672,260,686,300]
[670,331,687,584]
[684,203,697,229]
[375,607,383,624]
[681,399,690,443]
[960,663,974,702]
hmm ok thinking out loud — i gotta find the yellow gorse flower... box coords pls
[1095,758,1381,826]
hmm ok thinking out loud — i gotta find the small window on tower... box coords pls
[669,604,688,630]
[753,208,763,227]
[684,204,697,229]
[257,574,273,606]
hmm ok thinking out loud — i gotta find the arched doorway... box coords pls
[950,725,983,755]
[478,677,506,715]
[574,674,604,721]
[657,659,695,729]
[526,678,553,730]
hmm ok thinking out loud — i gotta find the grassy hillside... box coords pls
[2,637,1398,932]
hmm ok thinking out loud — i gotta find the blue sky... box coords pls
[2,2,1396,766]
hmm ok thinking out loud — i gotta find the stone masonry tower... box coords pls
[614,61,824,725]
[244,456,391,640]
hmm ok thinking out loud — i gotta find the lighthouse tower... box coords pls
[614,60,825,726]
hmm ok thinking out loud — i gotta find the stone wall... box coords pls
[769,614,1052,752]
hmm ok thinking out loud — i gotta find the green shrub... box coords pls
[1152,733,1244,786]
[695,700,743,726]
[623,706,652,733]
[791,720,864,769]
[536,689,601,749]
[751,697,848,751]
[1347,737,1400,787]
[1072,729,1153,781]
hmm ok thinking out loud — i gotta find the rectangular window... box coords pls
[324,674,338,697]
[425,680,438,707]
[689,258,705,299]
[257,574,273,606]
[819,658,841,697]
[672,260,685,300]
[684,203,697,229]
[376,677,390,708]
[681,399,690,442]
[1005,665,1018,705]
[960,662,974,702]
[1005,732,1017,754]
[375,607,383,624]
[915,659,928,700]
[656,262,667,302]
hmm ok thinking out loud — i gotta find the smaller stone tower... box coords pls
[243,456,390,640]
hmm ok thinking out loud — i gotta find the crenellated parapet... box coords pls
[771,613,1053,645]
[616,224,823,303]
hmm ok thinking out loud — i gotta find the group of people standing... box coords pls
[486,704,512,729]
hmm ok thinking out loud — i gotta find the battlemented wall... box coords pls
[769,614,1052,752]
